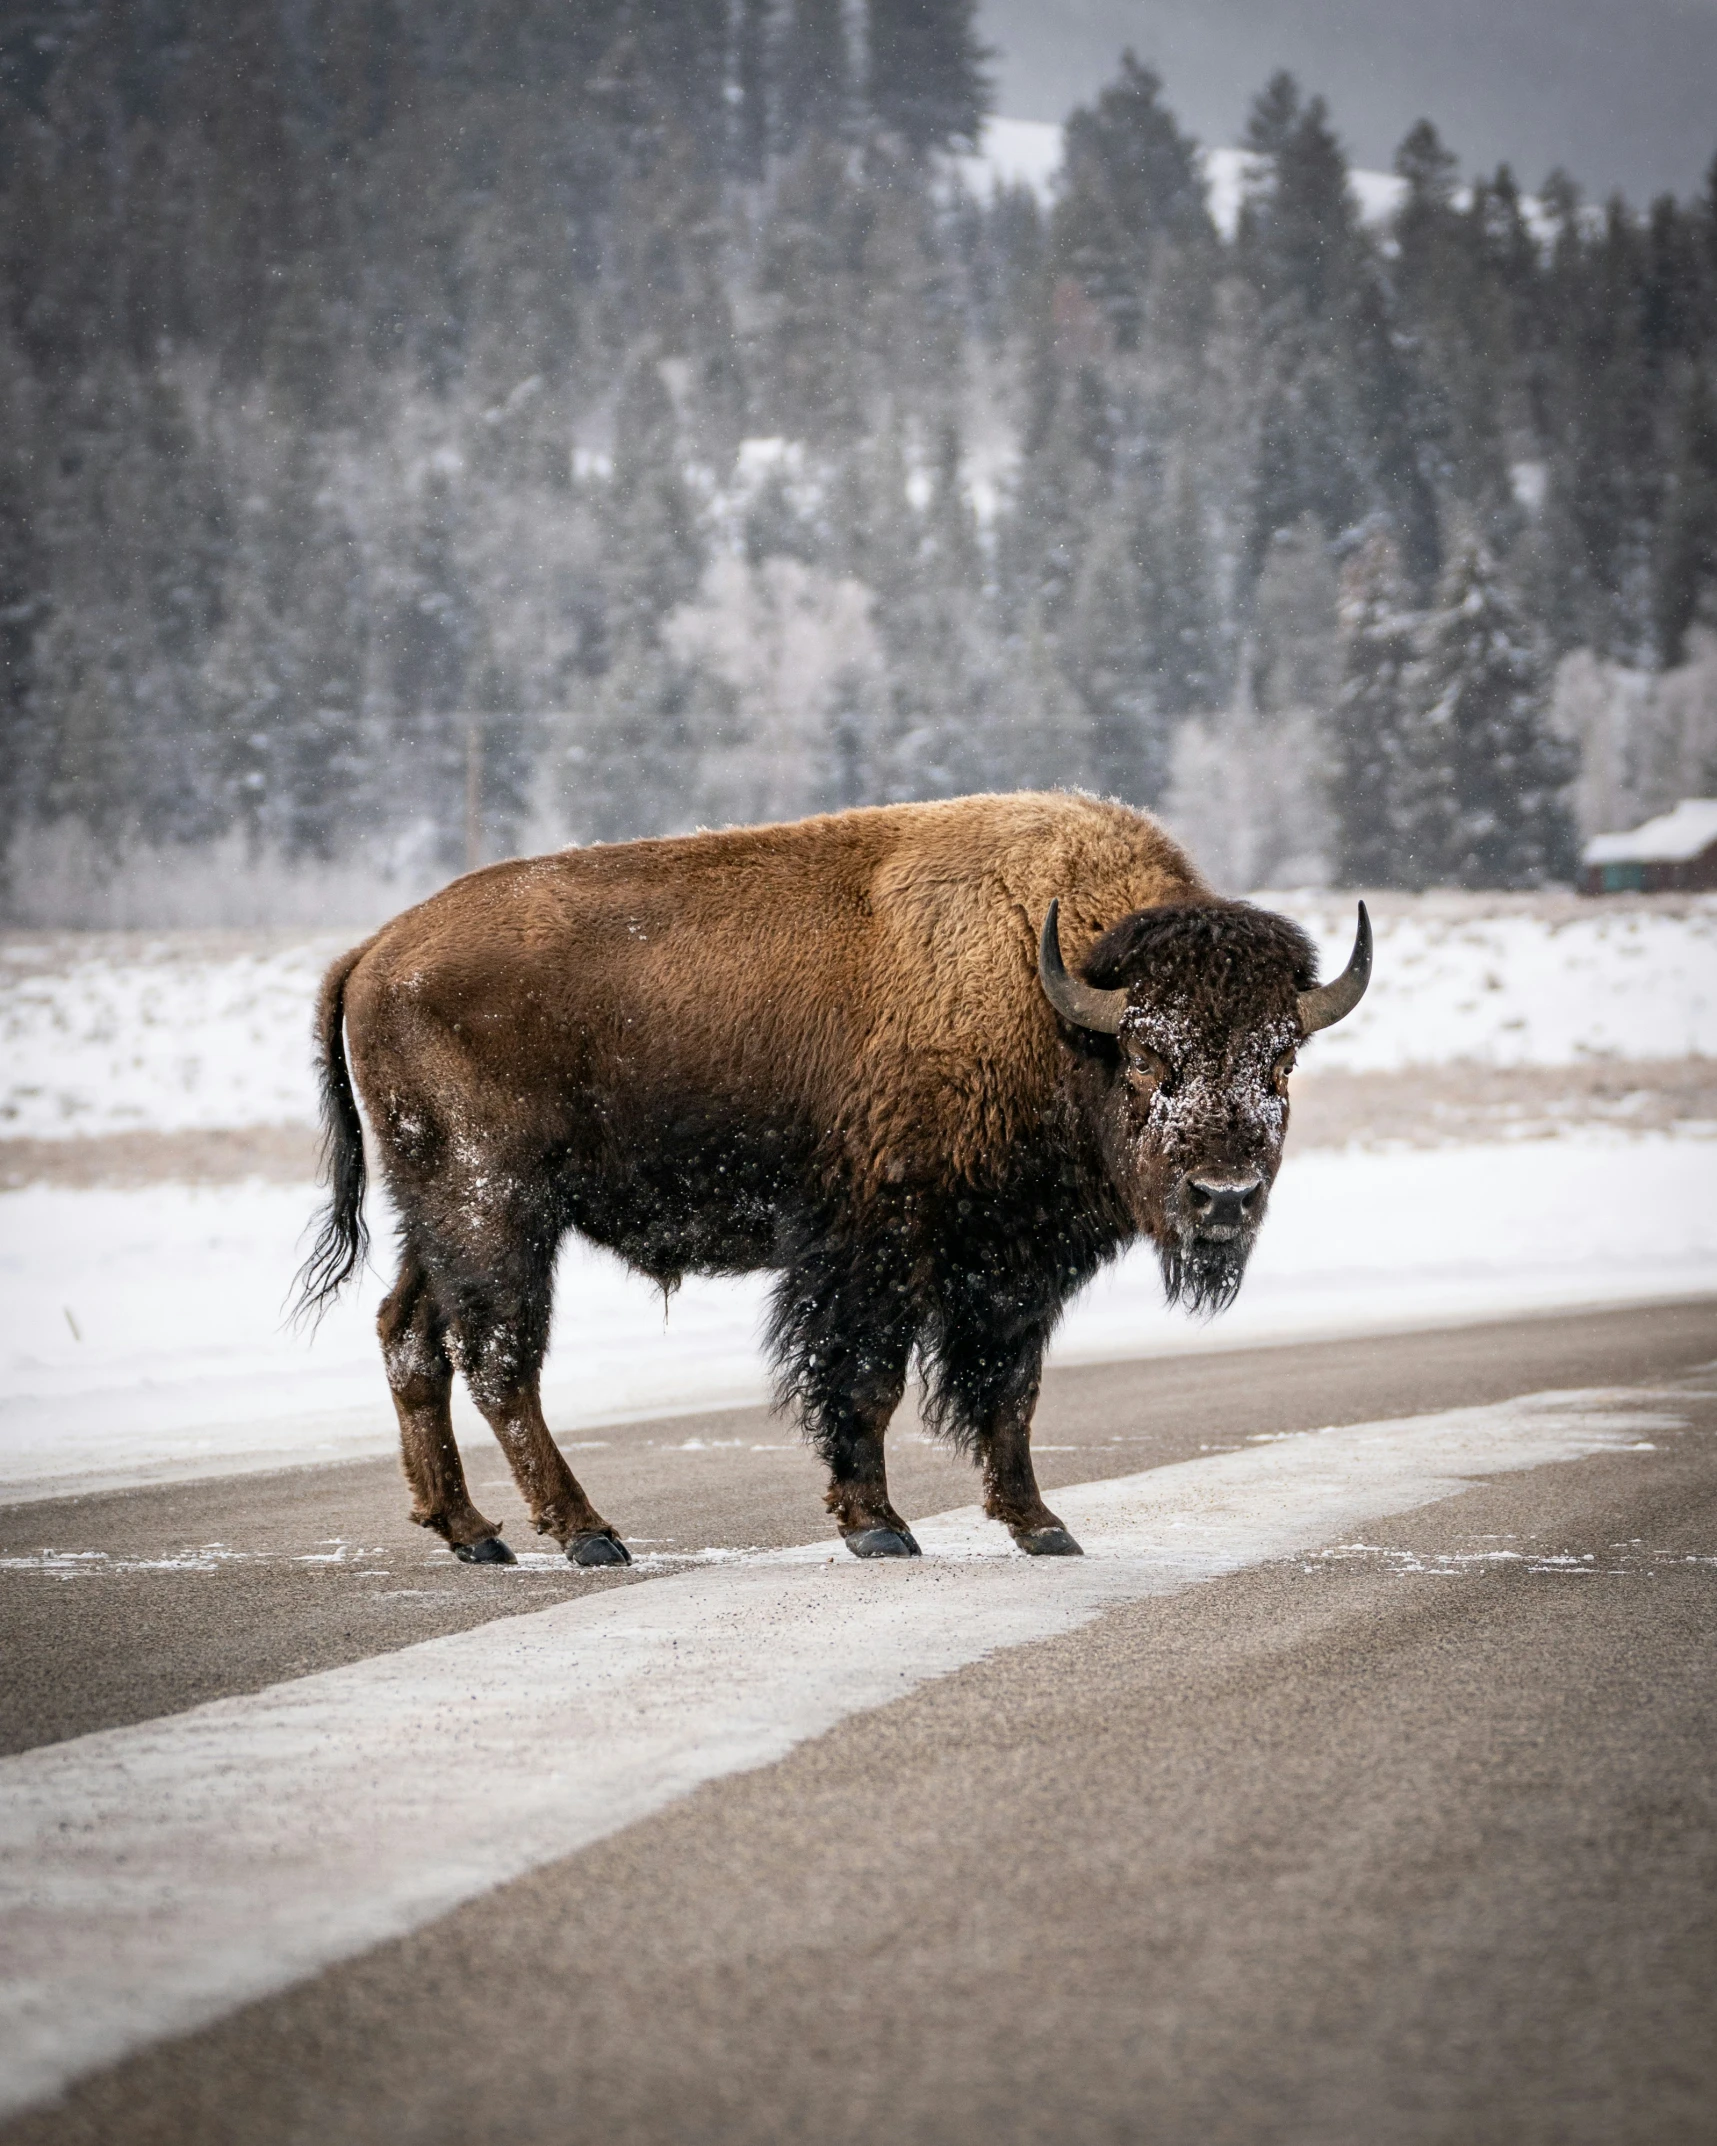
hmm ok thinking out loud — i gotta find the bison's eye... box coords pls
[1126,1044,1173,1099]
[1271,1047,1296,1097]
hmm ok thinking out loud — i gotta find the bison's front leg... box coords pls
[976,1397,1081,1556]
[770,1257,917,1558]
[931,1313,1082,1557]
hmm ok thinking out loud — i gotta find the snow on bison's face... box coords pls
[1040,897,1372,1315]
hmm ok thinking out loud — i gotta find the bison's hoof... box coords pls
[1016,1525,1083,1557]
[844,1526,922,1560]
[453,1535,516,1566]
[567,1532,632,1568]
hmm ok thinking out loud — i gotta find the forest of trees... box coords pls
[2,0,1715,918]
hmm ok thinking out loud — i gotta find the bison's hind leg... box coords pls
[379,1252,515,1563]
[768,1250,919,1558]
[436,1236,631,1568]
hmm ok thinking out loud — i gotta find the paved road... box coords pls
[2,1301,1714,2144]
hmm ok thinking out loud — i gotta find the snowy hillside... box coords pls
[1,897,1712,1143]
[1282,895,1717,1074]
[961,120,1412,239]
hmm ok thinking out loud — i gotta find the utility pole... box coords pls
[463,715,483,874]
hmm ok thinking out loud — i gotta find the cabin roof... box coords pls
[1583,797,1717,866]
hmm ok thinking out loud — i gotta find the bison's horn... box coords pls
[1297,901,1373,1034]
[1039,898,1128,1035]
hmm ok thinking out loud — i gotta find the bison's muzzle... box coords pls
[1182,1171,1265,1239]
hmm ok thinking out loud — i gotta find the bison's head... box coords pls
[1040,896,1371,1315]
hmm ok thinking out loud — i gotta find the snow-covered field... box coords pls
[1279,895,1717,1074]
[0,934,346,1140]
[2,894,1712,1501]
[2,1132,1712,1502]
[4,897,1714,1141]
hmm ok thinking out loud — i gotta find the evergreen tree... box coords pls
[1240,76,1365,330]
[1657,364,1717,665]
[1412,534,1577,887]
[1330,524,1426,886]
[864,0,987,158]
[0,360,44,862]
[1065,498,1163,805]
[385,469,474,866]
[1390,122,1513,551]
[1152,455,1222,716]
[1050,52,1210,350]
[1554,196,1661,660]
[576,355,706,838]
[731,0,771,180]
[777,0,849,153]
[1251,514,1340,715]
[756,135,867,444]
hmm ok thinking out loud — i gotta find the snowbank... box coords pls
[1276,895,1717,1073]
[0,935,346,1140]
[4,898,1712,1142]
[2,1131,1711,1501]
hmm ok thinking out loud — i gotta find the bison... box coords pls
[300,791,1368,1565]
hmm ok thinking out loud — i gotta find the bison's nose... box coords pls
[1184,1173,1264,1234]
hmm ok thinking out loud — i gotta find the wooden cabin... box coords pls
[1581,798,1717,895]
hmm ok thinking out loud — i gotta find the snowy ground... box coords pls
[4,896,1714,1142]
[2,895,1711,1501]
[1275,894,1717,1074]
[0,932,346,1140]
[2,1131,1712,1503]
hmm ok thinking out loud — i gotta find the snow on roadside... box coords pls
[1264,894,1717,1074]
[3,899,1713,1142]
[2,1130,1712,1502]
[0,935,346,1141]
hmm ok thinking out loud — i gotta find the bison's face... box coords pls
[1108,992,1298,1313]
[1041,897,1371,1316]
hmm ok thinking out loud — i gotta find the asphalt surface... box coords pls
[3,1299,1715,2144]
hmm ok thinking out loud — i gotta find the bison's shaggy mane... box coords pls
[1085,899,1321,1004]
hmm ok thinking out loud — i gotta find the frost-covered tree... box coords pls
[865,0,987,157]
[8,13,1717,913]
[1412,535,1578,886]
[1251,514,1340,716]
[1051,53,1210,351]
[731,0,772,179]
[1657,364,1717,665]
[1329,524,1425,886]
[777,0,850,153]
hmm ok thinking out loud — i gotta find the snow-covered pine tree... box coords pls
[1050,53,1209,350]
[576,359,707,841]
[1330,523,1426,886]
[865,0,987,158]
[1657,363,1717,666]
[777,0,850,153]
[731,0,772,178]
[1065,496,1164,806]
[1411,533,1578,887]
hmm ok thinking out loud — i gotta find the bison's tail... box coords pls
[294,941,373,1325]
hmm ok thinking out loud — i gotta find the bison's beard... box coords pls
[1158,1228,1253,1317]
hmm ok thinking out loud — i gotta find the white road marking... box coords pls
[0,1387,1687,2117]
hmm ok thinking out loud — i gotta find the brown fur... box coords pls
[343,790,1204,1198]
